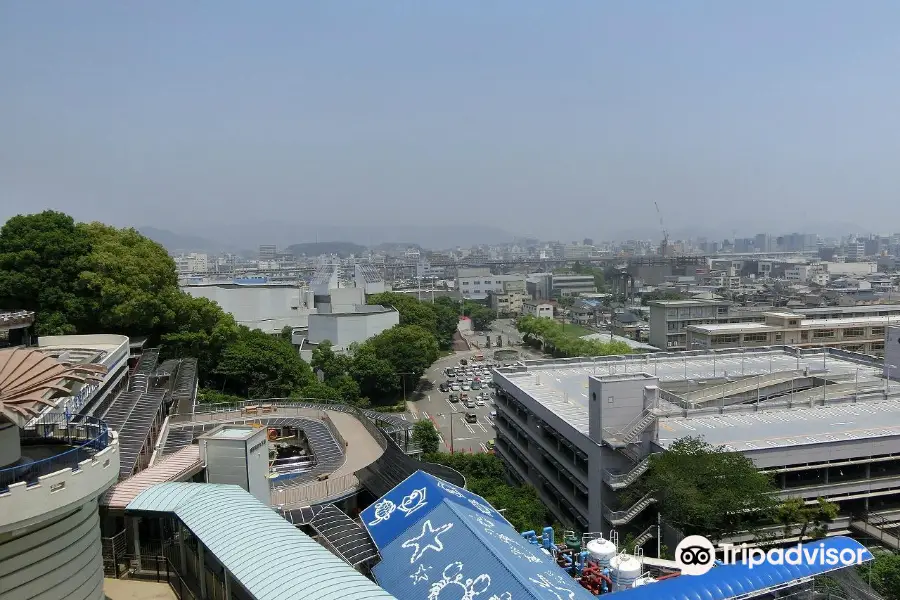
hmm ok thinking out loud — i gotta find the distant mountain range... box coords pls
[139,227,228,252]
[139,223,517,253]
[284,242,367,257]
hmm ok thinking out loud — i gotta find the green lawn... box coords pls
[558,322,593,337]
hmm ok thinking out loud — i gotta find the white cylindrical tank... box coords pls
[586,538,617,567]
[632,576,657,588]
[609,554,642,589]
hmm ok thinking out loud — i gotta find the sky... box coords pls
[3,2,900,246]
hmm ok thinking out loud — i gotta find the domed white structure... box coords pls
[609,553,642,589]
[586,537,617,567]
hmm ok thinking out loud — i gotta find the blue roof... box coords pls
[614,536,873,600]
[365,471,596,600]
[127,483,396,600]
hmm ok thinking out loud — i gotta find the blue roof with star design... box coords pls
[365,470,596,600]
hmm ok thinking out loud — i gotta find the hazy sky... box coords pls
[3,2,900,244]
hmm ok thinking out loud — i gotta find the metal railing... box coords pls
[271,473,361,507]
[603,492,656,526]
[603,455,654,489]
[1,414,110,492]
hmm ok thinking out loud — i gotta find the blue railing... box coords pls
[1,414,110,492]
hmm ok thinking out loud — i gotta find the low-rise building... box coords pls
[522,300,554,319]
[306,304,399,353]
[648,299,769,350]
[489,279,527,316]
[686,311,900,354]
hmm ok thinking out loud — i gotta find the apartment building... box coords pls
[686,311,900,355]
[785,263,828,286]
[174,252,210,274]
[648,299,769,350]
[491,348,900,541]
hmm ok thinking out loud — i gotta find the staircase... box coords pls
[604,456,652,490]
[632,525,656,550]
[604,493,656,526]
[606,410,657,448]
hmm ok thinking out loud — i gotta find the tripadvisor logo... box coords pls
[675,535,869,575]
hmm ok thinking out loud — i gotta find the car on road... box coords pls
[464,412,478,423]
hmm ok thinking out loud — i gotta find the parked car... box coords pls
[449,394,459,403]
[461,383,471,391]
[471,382,481,390]
[490,410,497,418]
[464,400,475,409]
[451,383,461,391]
[439,383,449,392]
[465,412,478,423]
[475,398,485,407]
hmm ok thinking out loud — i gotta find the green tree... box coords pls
[364,324,439,386]
[280,326,294,344]
[515,314,632,358]
[412,420,441,454]
[161,294,240,380]
[0,210,92,334]
[75,222,180,336]
[214,328,314,397]
[424,452,550,532]
[858,553,900,600]
[368,292,458,350]
[775,497,838,541]
[641,290,689,306]
[311,340,351,381]
[462,301,496,331]
[638,436,777,542]
[349,343,401,402]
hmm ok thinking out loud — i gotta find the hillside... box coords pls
[284,241,368,257]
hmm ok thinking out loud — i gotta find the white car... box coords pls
[451,383,461,391]
[461,383,471,391]
[490,410,497,418]
[475,398,485,407]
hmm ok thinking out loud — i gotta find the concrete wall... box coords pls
[308,309,399,349]
[183,285,307,327]
[0,423,20,468]
[0,500,105,600]
[886,326,900,380]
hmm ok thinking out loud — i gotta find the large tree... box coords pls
[363,324,439,387]
[213,328,314,398]
[0,210,92,334]
[349,343,401,402]
[638,436,777,541]
[368,292,457,350]
[775,497,838,541]
[516,314,632,358]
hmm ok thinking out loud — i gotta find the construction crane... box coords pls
[654,201,670,256]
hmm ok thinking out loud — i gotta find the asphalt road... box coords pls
[401,321,548,453]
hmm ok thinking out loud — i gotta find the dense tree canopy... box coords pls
[858,553,900,600]
[516,314,633,357]
[425,452,550,533]
[367,292,458,349]
[635,437,777,542]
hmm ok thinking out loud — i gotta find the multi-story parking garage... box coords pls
[491,346,900,548]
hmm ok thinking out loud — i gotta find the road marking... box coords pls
[400,414,407,421]
[480,443,488,453]
[455,437,475,441]
[422,411,429,419]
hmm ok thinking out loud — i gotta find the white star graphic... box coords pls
[401,520,454,564]
[410,564,431,584]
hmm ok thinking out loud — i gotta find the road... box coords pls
[400,321,548,453]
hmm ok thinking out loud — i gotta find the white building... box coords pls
[457,268,526,301]
[354,264,386,295]
[523,300,554,319]
[306,305,400,353]
[183,282,310,333]
[785,263,828,286]
[174,252,210,274]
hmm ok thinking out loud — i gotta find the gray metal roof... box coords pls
[127,483,396,600]
[658,400,900,452]
[495,350,885,436]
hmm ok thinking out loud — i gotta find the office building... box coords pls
[491,347,900,539]
[489,278,527,315]
[457,268,525,301]
[551,274,597,297]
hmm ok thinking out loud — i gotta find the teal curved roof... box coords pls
[127,482,396,600]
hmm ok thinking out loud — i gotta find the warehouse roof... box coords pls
[127,483,396,600]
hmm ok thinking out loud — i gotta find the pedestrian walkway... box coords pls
[104,579,176,600]
[328,410,386,476]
